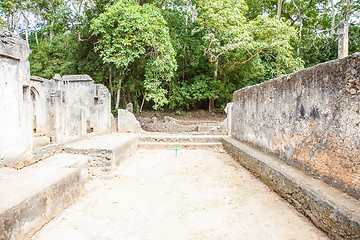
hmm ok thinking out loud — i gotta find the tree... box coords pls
[245,0,360,67]
[29,33,79,78]
[195,0,303,111]
[27,0,347,113]
[91,0,176,110]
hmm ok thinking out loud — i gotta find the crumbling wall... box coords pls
[30,74,112,144]
[30,76,50,135]
[62,75,112,136]
[0,31,32,164]
[0,30,113,167]
[232,53,360,199]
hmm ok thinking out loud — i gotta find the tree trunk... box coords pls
[126,86,132,104]
[35,29,39,45]
[21,11,29,46]
[115,89,121,109]
[277,0,283,18]
[297,17,302,55]
[140,90,146,113]
[50,21,54,42]
[345,0,350,21]
[191,5,197,23]
[12,10,20,34]
[210,52,218,113]
[209,98,215,112]
[330,0,336,37]
[291,0,302,55]
[183,58,185,82]
[78,0,83,15]
[109,66,114,95]
[121,93,126,109]
[115,78,122,109]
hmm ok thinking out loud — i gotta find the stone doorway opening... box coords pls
[30,87,39,133]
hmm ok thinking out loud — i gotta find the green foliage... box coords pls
[245,0,360,68]
[29,33,79,78]
[349,24,360,53]
[91,0,177,109]
[197,0,303,77]
[22,0,359,113]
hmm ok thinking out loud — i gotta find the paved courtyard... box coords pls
[31,149,329,240]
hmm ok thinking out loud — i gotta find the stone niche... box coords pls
[231,53,360,200]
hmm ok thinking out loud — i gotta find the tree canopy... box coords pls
[91,0,176,109]
[1,0,358,112]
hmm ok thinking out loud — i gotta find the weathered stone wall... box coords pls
[0,31,113,166]
[62,75,112,136]
[30,74,112,144]
[222,137,360,240]
[232,53,360,199]
[30,76,50,135]
[0,31,32,164]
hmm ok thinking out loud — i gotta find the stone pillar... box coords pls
[225,102,233,136]
[0,31,32,165]
[338,21,349,59]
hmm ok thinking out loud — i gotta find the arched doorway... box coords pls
[30,87,40,133]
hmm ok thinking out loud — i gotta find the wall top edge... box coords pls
[0,31,29,60]
[233,52,360,98]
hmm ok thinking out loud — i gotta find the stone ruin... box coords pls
[137,115,228,134]
[136,102,233,135]
[0,30,359,240]
[0,31,113,168]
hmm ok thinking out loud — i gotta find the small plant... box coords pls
[176,110,185,115]
[111,108,119,116]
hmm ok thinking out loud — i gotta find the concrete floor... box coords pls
[31,149,329,240]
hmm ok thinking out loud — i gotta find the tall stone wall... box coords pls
[0,32,32,164]
[232,53,360,199]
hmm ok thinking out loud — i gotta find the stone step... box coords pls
[138,141,224,151]
[0,166,84,240]
[222,137,360,240]
[33,135,51,148]
[61,134,139,175]
[140,134,223,143]
[0,133,140,240]
[30,153,92,182]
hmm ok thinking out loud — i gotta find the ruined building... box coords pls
[0,30,359,240]
[0,31,113,168]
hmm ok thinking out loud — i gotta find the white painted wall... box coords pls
[0,32,32,165]
[0,31,113,166]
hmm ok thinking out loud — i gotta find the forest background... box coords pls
[1,0,359,113]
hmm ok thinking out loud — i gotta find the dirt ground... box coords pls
[135,109,226,122]
[31,149,329,240]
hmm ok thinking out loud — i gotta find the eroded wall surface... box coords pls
[0,31,113,166]
[232,53,360,199]
[0,31,32,164]
[30,74,112,144]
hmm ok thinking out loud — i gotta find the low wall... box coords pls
[232,53,360,199]
[222,137,360,240]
